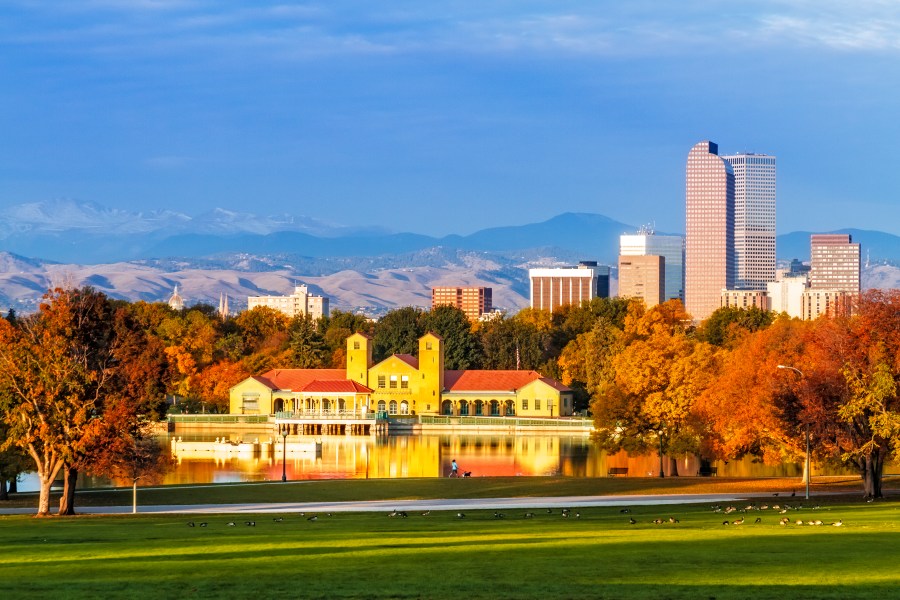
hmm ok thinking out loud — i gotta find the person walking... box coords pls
[449,459,459,478]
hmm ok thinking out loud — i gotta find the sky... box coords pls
[2,1,899,237]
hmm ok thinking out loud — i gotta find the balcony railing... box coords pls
[167,414,271,424]
[418,415,593,428]
[274,410,376,420]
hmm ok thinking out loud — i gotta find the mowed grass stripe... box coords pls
[1,503,897,599]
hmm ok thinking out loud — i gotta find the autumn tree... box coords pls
[694,317,811,470]
[590,300,711,476]
[0,288,119,516]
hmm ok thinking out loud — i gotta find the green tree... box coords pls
[372,307,426,362]
[696,305,774,347]
[422,306,483,369]
[287,315,329,368]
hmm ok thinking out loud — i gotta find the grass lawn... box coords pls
[1,500,898,599]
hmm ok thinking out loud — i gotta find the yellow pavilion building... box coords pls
[229,332,573,419]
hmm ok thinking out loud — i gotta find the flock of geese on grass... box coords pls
[184,504,845,528]
[710,502,843,527]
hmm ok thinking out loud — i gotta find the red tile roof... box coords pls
[262,369,346,391]
[301,380,373,394]
[444,370,569,393]
[394,354,419,369]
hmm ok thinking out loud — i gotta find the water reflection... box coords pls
[17,431,859,492]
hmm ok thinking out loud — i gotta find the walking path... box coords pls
[0,493,758,515]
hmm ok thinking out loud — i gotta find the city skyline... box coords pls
[2,3,900,237]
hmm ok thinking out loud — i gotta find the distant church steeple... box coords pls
[218,293,229,320]
[168,285,185,311]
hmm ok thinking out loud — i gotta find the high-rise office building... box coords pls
[723,153,776,290]
[809,234,861,292]
[617,255,664,309]
[431,286,492,320]
[619,229,684,302]
[685,141,735,321]
[529,261,610,313]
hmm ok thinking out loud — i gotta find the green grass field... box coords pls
[2,499,898,599]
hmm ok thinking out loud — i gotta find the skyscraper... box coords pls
[619,228,684,302]
[685,141,734,321]
[723,153,776,290]
[529,262,610,313]
[617,254,664,309]
[809,234,861,292]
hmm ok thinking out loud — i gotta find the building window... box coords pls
[241,394,259,414]
[522,399,528,411]
[353,341,360,350]
[377,400,386,413]
[400,375,409,389]
[389,400,398,415]
[378,375,386,389]
[389,375,398,389]
[400,401,409,415]
[426,342,433,350]
[535,399,541,411]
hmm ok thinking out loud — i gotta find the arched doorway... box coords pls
[474,400,483,416]
[459,401,469,416]
[400,400,409,415]
[505,400,515,416]
[273,399,284,413]
[490,400,500,416]
[377,400,386,414]
[442,400,453,415]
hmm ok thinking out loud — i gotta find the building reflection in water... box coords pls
[159,432,857,486]
[21,431,860,492]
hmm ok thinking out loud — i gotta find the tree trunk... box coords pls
[132,480,138,514]
[0,479,7,501]
[58,465,78,516]
[8,477,17,494]
[859,453,884,499]
[669,457,679,477]
[37,473,54,516]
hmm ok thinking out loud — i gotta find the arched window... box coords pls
[442,400,453,415]
[338,398,346,412]
[400,400,409,415]
[505,400,515,416]
[377,400,386,413]
[490,400,500,416]
[459,401,469,416]
[322,399,331,413]
[474,400,483,416]
[273,399,284,413]
[389,400,398,415]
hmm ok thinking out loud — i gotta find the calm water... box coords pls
[18,430,853,492]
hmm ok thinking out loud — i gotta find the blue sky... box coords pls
[2,1,899,236]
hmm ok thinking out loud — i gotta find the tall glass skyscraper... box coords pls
[723,153,776,290]
[685,141,734,321]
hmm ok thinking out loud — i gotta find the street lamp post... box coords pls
[777,365,810,500]
[281,428,288,482]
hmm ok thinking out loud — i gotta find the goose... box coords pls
[629,517,636,525]
[832,520,843,527]
[187,522,195,527]
[307,515,318,522]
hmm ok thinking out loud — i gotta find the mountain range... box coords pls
[0,199,897,315]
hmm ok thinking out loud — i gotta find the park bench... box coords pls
[697,466,718,477]
[607,467,629,477]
